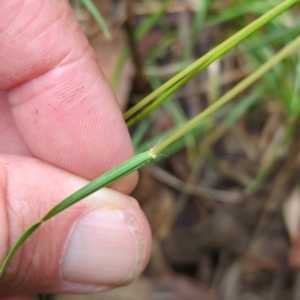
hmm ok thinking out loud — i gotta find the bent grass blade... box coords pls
[0,150,156,277]
[0,222,41,277]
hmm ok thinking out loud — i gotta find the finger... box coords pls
[0,155,152,294]
[0,0,137,192]
[0,90,30,155]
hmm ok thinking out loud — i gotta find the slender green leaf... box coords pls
[0,221,41,277]
[43,151,155,220]
[80,0,111,39]
[151,35,300,155]
[124,0,299,124]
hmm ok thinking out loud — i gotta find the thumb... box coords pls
[0,155,151,294]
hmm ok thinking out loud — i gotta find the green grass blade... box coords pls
[207,2,273,26]
[138,89,260,157]
[0,221,41,277]
[291,54,300,114]
[124,0,299,122]
[43,151,154,220]
[245,129,294,195]
[136,84,260,157]
[231,19,300,57]
[223,88,262,127]
[149,75,196,144]
[183,0,210,59]
[151,35,300,155]
[80,0,111,39]
[132,118,151,148]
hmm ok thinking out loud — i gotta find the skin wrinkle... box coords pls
[27,19,67,63]
[1,123,15,138]
[0,163,24,292]
[0,163,8,266]
[25,87,97,142]
[57,24,97,67]
[101,116,127,162]
[24,16,81,79]
[0,1,27,36]
[0,1,83,90]
[10,0,46,41]
[9,71,131,181]
[3,162,41,254]
[2,1,136,190]
[0,158,65,292]
[6,30,87,95]
[6,22,92,107]
[17,249,35,291]
[7,58,118,176]
[55,45,93,79]
[0,100,30,155]
[6,188,33,281]
[4,245,34,293]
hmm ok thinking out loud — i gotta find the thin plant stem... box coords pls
[151,35,300,156]
[291,53,300,114]
[124,0,298,122]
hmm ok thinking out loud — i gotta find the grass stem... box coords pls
[152,35,300,155]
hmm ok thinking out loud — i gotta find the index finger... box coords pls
[0,0,137,192]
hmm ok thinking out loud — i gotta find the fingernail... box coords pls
[61,209,146,286]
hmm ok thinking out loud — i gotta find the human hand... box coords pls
[0,0,151,298]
